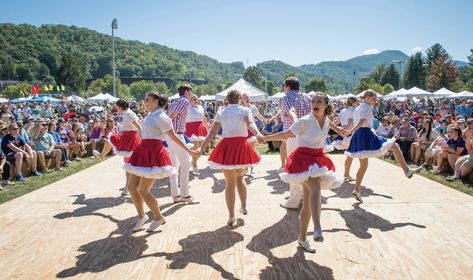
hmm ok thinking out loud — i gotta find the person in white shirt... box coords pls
[333,97,359,182]
[199,90,262,226]
[260,92,344,253]
[122,91,199,232]
[376,117,393,138]
[344,90,422,203]
[185,95,209,173]
[94,100,143,196]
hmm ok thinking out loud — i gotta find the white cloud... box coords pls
[411,47,423,53]
[363,48,380,55]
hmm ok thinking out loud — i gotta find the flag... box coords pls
[61,85,65,91]
[56,85,60,92]
[31,84,40,94]
[43,85,49,92]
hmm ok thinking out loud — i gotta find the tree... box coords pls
[369,64,386,84]
[356,77,385,95]
[86,74,130,98]
[243,66,263,88]
[129,80,159,100]
[427,53,460,91]
[57,53,87,92]
[0,55,17,80]
[304,77,328,92]
[383,83,394,94]
[16,64,34,81]
[426,43,448,72]
[3,82,30,99]
[381,64,400,89]
[403,52,427,89]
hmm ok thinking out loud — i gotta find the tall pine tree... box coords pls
[427,53,460,91]
[403,52,426,89]
[381,64,400,89]
[426,43,448,74]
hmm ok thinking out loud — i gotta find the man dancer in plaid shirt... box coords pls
[167,85,199,204]
[280,77,311,210]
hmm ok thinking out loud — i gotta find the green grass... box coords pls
[382,158,473,196]
[0,157,102,204]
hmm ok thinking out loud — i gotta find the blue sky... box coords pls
[1,0,472,66]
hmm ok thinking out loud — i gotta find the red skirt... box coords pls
[247,130,256,143]
[208,137,261,170]
[109,130,142,157]
[281,147,342,189]
[185,121,208,142]
[122,139,176,179]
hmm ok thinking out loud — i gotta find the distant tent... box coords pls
[433,87,456,99]
[0,98,9,103]
[268,92,285,101]
[215,78,266,102]
[30,96,62,103]
[199,95,216,101]
[10,96,34,103]
[169,93,180,100]
[446,90,473,99]
[88,92,119,103]
[67,95,85,102]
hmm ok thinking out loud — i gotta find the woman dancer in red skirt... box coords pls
[94,100,142,196]
[122,91,199,232]
[185,94,209,173]
[199,90,262,226]
[261,92,345,253]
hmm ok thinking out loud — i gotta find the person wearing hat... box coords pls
[32,118,62,172]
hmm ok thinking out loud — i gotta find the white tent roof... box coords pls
[268,92,285,101]
[169,93,180,100]
[383,88,407,99]
[216,78,266,102]
[0,98,9,103]
[401,87,433,98]
[67,95,85,102]
[198,95,216,101]
[87,92,119,102]
[446,90,473,99]
[433,87,456,99]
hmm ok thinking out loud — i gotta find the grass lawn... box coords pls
[382,157,473,196]
[0,157,102,204]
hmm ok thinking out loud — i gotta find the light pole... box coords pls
[353,71,356,93]
[393,60,405,90]
[111,18,119,97]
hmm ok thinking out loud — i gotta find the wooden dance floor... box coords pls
[1,155,473,279]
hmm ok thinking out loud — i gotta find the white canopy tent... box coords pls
[87,92,119,103]
[198,95,216,101]
[169,93,180,100]
[383,88,407,100]
[67,95,85,102]
[268,92,285,101]
[0,98,9,103]
[215,78,266,102]
[401,87,433,98]
[433,87,456,99]
[446,90,473,99]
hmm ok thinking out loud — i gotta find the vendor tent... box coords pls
[10,96,34,103]
[433,87,456,99]
[446,90,473,99]
[383,88,407,99]
[401,87,433,98]
[216,78,266,102]
[169,93,180,100]
[268,92,285,101]
[87,93,119,103]
[67,95,85,102]
[0,98,9,103]
[198,95,216,101]
[30,96,62,103]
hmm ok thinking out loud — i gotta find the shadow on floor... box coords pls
[247,211,334,279]
[326,182,394,201]
[323,203,426,239]
[53,194,130,220]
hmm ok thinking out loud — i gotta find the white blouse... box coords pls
[353,103,374,129]
[339,107,355,127]
[121,108,139,131]
[186,105,205,123]
[290,113,329,149]
[214,104,253,138]
[376,124,392,137]
[141,109,172,140]
[249,104,260,120]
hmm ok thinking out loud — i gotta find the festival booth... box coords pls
[169,93,180,100]
[399,87,433,98]
[30,96,62,103]
[433,87,456,99]
[199,95,216,101]
[215,78,266,102]
[88,93,119,103]
[0,98,9,103]
[446,90,473,99]
[268,92,285,101]
[383,88,407,100]
[67,95,85,102]
[9,96,34,103]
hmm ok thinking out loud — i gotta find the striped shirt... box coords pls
[168,96,190,133]
[280,90,311,130]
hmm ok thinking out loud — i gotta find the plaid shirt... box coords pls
[168,96,189,133]
[280,90,311,130]
[398,126,417,142]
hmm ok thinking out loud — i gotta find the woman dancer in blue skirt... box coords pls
[344,90,422,203]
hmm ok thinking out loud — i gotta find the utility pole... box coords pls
[393,60,405,90]
[111,18,119,97]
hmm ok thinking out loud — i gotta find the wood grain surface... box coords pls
[0,155,472,279]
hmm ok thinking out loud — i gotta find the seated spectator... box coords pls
[457,118,467,131]
[433,126,467,174]
[376,117,393,138]
[455,98,472,119]
[1,124,41,182]
[0,149,14,189]
[435,118,448,135]
[70,119,87,156]
[410,120,438,165]
[48,122,70,167]
[57,120,82,162]
[391,117,401,138]
[447,129,473,181]
[32,119,62,172]
[88,119,102,152]
[395,117,417,162]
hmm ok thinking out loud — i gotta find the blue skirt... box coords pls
[345,127,395,159]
